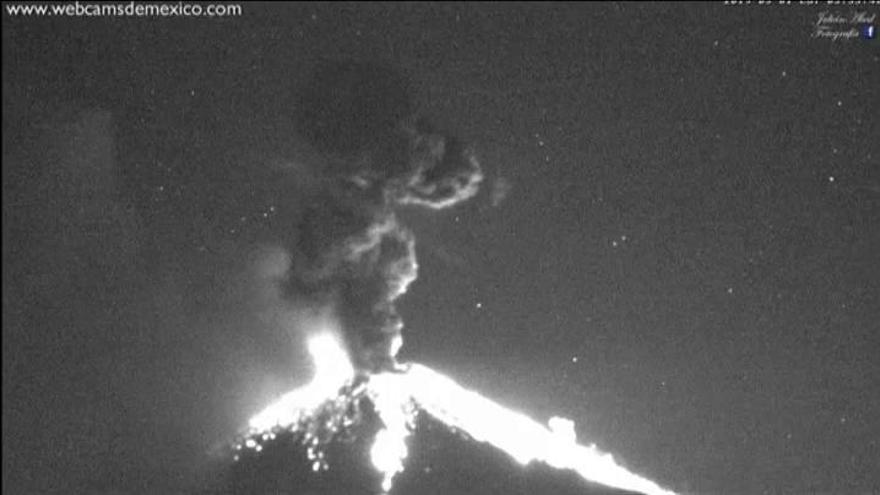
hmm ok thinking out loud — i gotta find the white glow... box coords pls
[307,333,355,389]
[548,416,577,443]
[370,427,408,492]
[248,332,354,432]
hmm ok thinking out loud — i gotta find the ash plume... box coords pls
[282,60,483,373]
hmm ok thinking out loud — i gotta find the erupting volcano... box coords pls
[220,60,677,495]
[229,332,677,495]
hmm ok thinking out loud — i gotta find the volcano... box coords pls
[191,61,672,495]
[209,393,648,495]
[195,334,674,495]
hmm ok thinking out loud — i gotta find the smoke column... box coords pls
[243,61,677,495]
[281,60,483,373]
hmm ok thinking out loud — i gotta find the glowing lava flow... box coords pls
[245,333,677,495]
[372,365,678,495]
[248,333,355,433]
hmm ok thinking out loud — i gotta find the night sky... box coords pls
[3,3,879,494]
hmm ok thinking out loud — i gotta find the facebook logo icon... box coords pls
[863,25,876,40]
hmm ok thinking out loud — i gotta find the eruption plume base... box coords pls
[241,334,677,495]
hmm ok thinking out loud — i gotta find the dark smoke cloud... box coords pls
[282,60,483,373]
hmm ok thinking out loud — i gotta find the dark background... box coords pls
[3,3,878,494]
